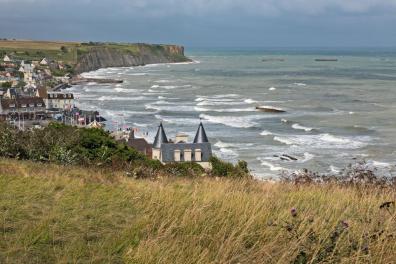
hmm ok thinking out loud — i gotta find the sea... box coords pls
[68,48,396,178]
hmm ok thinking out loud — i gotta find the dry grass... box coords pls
[0,40,80,50]
[0,159,395,263]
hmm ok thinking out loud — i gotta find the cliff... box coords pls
[74,43,191,73]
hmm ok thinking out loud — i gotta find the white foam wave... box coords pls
[293,82,307,86]
[269,87,276,91]
[199,114,262,128]
[260,130,273,136]
[300,152,315,163]
[292,123,314,132]
[273,134,370,149]
[194,106,255,113]
[244,99,257,104]
[154,115,199,125]
[128,73,148,76]
[151,84,192,90]
[258,160,286,171]
[97,96,148,101]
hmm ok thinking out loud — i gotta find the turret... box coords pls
[193,122,209,143]
[152,123,168,161]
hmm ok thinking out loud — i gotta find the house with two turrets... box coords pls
[152,122,212,169]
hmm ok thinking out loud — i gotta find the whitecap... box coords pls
[260,130,273,136]
[300,152,315,163]
[291,123,314,132]
[273,133,370,149]
[97,96,148,101]
[269,87,276,91]
[194,106,255,113]
[258,159,286,171]
[244,99,257,104]
[293,82,307,86]
[199,114,262,128]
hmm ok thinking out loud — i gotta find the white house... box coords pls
[40,58,48,65]
[2,55,11,62]
[36,89,74,110]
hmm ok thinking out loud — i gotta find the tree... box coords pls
[1,82,12,88]
[60,46,68,53]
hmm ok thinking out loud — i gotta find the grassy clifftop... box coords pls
[0,40,189,72]
[1,159,395,263]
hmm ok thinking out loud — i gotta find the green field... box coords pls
[0,40,181,66]
[1,159,395,263]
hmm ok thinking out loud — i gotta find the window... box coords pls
[174,150,181,162]
[21,104,27,108]
[184,149,192,162]
[195,149,202,162]
[29,103,34,107]
[37,103,42,107]
[9,104,15,108]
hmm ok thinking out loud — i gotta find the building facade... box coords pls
[152,122,212,169]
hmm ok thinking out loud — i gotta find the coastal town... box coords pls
[0,53,213,166]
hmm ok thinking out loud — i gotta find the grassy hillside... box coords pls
[1,159,395,263]
[0,40,187,66]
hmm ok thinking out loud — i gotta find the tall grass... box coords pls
[1,159,395,263]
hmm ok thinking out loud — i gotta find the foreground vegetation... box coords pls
[0,159,395,263]
[0,123,250,179]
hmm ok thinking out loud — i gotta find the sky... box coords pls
[1,0,396,48]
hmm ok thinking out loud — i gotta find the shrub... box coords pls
[209,156,251,178]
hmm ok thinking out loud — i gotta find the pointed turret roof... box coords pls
[193,122,209,143]
[153,123,168,148]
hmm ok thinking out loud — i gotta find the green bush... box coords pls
[0,124,250,179]
[210,156,251,178]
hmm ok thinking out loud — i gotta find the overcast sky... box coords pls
[1,0,396,48]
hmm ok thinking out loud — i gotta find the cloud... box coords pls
[2,0,396,16]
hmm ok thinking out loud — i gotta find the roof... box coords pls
[1,97,45,110]
[87,120,103,128]
[153,123,168,148]
[128,137,152,154]
[47,92,74,99]
[193,122,209,143]
[161,142,212,162]
[36,87,48,98]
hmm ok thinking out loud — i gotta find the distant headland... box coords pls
[0,39,191,74]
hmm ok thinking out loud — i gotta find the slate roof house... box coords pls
[152,122,212,169]
[0,97,46,120]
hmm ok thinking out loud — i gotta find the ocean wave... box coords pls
[196,94,239,101]
[244,99,257,104]
[154,115,199,125]
[128,73,148,76]
[273,133,370,149]
[97,96,148,101]
[300,152,315,163]
[196,101,245,106]
[151,84,192,90]
[199,114,262,128]
[257,159,287,171]
[154,79,173,83]
[269,87,276,91]
[194,106,255,113]
[291,123,314,132]
[260,130,273,136]
[145,103,193,112]
[293,82,307,86]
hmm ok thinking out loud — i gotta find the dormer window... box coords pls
[37,103,42,107]
[29,103,34,107]
[9,104,15,108]
[21,104,27,108]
